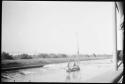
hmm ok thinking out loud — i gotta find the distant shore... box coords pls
[2,56,112,71]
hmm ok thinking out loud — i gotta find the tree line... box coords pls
[1,50,122,60]
[1,52,68,60]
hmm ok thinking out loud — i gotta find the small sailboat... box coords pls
[66,33,80,72]
[66,60,80,72]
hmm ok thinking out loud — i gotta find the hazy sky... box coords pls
[2,1,122,55]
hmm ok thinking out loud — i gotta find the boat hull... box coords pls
[66,66,80,72]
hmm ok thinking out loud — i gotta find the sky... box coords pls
[2,1,122,55]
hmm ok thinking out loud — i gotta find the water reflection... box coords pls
[65,70,81,82]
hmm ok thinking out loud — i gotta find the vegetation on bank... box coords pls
[1,52,68,60]
[1,51,114,60]
[1,50,122,60]
[1,52,14,60]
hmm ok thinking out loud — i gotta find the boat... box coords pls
[66,63,80,72]
[66,33,80,72]
[66,56,80,72]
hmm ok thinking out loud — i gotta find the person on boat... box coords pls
[67,62,71,70]
[74,61,80,69]
[73,62,78,68]
[73,62,77,66]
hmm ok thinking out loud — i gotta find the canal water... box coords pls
[2,59,113,82]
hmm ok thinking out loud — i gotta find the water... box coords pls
[2,59,113,82]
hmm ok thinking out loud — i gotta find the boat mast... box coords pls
[76,32,80,64]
